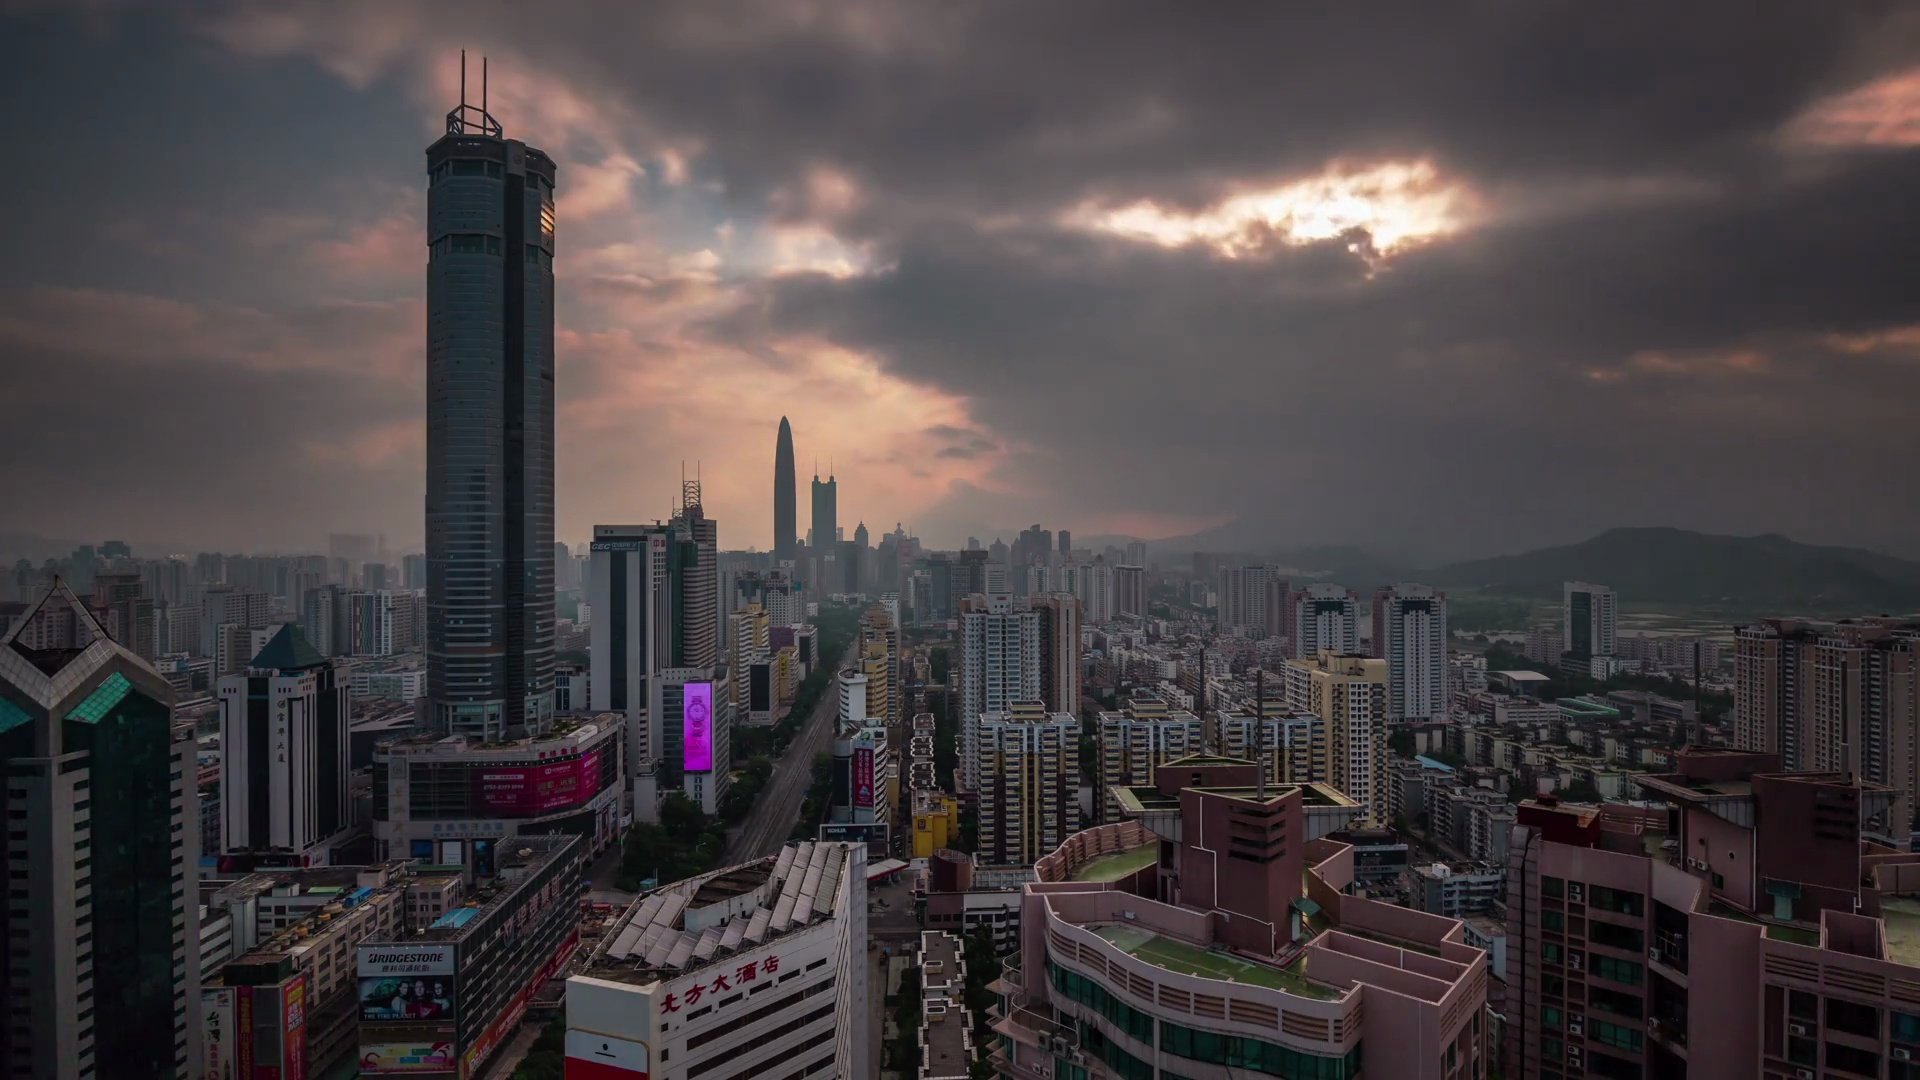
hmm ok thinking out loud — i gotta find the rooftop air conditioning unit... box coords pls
[1892,1048,1913,1062]
[1789,1023,1811,1037]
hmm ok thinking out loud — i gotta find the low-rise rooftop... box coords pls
[586,841,852,987]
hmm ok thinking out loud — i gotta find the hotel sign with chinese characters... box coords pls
[656,953,782,1015]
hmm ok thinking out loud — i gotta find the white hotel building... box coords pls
[565,841,869,1080]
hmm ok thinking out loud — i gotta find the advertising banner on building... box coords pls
[359,945,456,977]
[853,746,875,808]
[360,973,457,1023]
[563,1030,649,1080]
[358,1027,457,1076]
[201,987,235,1080]
[471,750,600,815]
[235,986,255,1076]
[282,973,309,1080]
[682,681,713,772]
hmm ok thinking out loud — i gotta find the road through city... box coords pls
[726,679,840,861]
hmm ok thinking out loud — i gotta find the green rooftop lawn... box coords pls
[1093,925,1340,1000]
[1071,845,1157,882]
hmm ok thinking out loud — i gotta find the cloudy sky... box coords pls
[5,3,1919,561]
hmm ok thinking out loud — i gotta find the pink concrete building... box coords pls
[1503,748,1920,1079]
[990,756,1490,1079]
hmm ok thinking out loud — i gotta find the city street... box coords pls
[727,679,841,861]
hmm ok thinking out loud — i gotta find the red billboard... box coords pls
[283,974,309,1080]
[853,746,875,809]
[471,751,599,816]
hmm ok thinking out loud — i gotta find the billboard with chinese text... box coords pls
[471,751,601,815]
[682,681,713,772]
[853,746,874,808]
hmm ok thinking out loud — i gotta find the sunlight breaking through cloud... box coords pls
[1065,159,1478,261]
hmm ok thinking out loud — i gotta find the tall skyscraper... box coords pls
[590,524,674,805]
[1058,529,1072,554]
[425,80,558,740]
[217,624,351,866]
[1563,580,1618,663]
[958,594,1041,791]
[774,416,797,561]
[810,468,838,553]
[671,490,719,669]
[0,581,201,1077]
[1372,583,1449,722]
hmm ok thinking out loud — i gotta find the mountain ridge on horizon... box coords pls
[1132,524,1920,612]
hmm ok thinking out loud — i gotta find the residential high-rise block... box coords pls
[974,703,1079,865]
[1373,582,1449,722]
[199,585,269,656]
[1503,749,1920,1080]
[1285,651,1389,820]
[1216,564,1281,634]
[1097,695,1205,820]
[1289,583,1359,658]
[1563,580,1618,663]
[774,417,797,561]
[91,570,155,660]
[1033,592,1082,718]
[1076,556,1115,624]
[424,85,558,740]
[0,581,201,1078]
[1113,563,1147,617]
[859,602,899,723]
[216,624,350,866]
[958,594,1041,791]
[1734,617,1920,838]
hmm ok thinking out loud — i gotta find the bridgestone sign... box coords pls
[357,946,455,976]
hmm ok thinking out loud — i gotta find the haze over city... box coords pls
[6,4,1920,560]
[9,6,1920,1080]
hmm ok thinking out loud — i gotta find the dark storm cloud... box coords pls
[4,1,1920,555]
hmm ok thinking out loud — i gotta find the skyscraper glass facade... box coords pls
[425,115,558,739]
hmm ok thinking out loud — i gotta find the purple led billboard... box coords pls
[682,681,714,773]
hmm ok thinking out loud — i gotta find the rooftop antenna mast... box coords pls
[447,49,504,138]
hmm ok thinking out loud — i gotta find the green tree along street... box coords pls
[511,1014,566,1079]
[885,964,924,1074]
[791,752,834,841]
[963,925,1004,1074]
[615,793,727,891]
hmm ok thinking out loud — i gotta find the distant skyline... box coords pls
[4,5,1919,559]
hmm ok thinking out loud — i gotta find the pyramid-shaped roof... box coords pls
[250,623,329,671]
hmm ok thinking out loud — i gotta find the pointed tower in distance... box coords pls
[774,417,797,561]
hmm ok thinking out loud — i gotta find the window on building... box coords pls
[1827,997,1881,1039]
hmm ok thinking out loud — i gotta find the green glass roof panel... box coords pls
[0,696,31,735]
[67,671,133,725]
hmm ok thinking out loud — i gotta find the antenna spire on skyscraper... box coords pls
[447,49,504,138]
